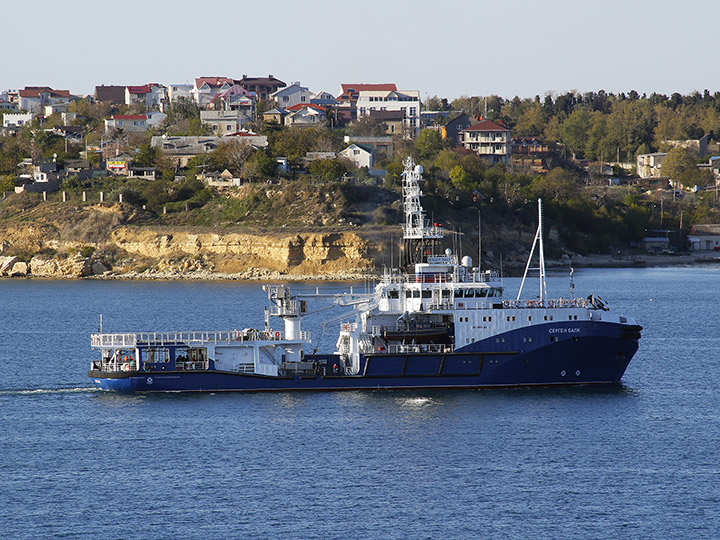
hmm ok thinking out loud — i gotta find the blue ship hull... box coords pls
[89,321,639,393]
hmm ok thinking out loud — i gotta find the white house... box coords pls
[104,114,149,132]
[200,109,252,135]
[125,84,167,109]
[146,111,167,128]
[284,104,327,126]
[168,84,193,103]
[272,82,312,109]
[192,77,238,108]
[356,89,421,133]
[459,119,512,164]
[339,143,373,170]
[18,87,71,113]
[3,112,33,128]
[636,152,667,178]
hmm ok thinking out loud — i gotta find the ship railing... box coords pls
[91,329,309,348]
[387,344,453,354]
[501,297,589,309]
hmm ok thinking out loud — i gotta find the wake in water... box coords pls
[0,386,101,396]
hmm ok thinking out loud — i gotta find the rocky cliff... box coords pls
[0,203,384,279]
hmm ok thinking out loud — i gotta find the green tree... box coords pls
[514,103,547,137]
[449,165,473,191]
[414,129,443,161]
[560,108,591,159]
[661,147,700,188]
[308,159,349,181]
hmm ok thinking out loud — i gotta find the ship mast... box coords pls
[401,156,445,269]
[516,198,548,302]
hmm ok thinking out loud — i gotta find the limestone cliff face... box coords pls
[110,228,379,276]
[1,221,382,278]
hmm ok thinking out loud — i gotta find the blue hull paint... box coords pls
[90,321,638,393]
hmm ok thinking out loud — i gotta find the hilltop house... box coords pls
[441,113,476,145]
[459,119,511,164]
[355,88,421,133]
[151,134,268,167]
[284,104,326,126]
[239,75,286,101]
[125,84,167,109]
[272,82,312,109]
[192,77,238,108]
[18,86,71,113]
[339,143,373,171]
[94,85,126,104]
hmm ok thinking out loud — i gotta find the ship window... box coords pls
[528,316,532,321]
[413,290,420,298]
[550,316,553,321]
[488,317,492,322]
[550,336,557,342]
[406,291,412,298]
[464,289,474,298]
[422,290,432,298]
[454,289,462,297]
[442,290,451,298]
[388,290,399,299]
[544,316,548,321]
[145,347,170,363]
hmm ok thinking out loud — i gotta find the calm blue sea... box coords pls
[1,267,719,540]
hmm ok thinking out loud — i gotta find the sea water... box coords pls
[1,267,719,539]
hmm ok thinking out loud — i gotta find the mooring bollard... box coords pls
[83,191,87,202]
[119,193,123,203]
[100,192,104,202]
[62,191,67,202]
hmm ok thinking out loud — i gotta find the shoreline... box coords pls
[2,252,719,282]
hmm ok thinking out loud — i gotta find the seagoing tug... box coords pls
[89,157,642,392]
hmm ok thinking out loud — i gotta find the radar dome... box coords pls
[461,256,473,267]
[415,164,424,174]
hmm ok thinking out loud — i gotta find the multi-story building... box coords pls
[18,87,71,113]
[356,88,421,134]
[459,119,511,163]
[239,75,286,101]
[125,84,167,110]
[636,153,667,178]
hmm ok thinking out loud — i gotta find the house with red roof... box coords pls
[192,77,239,107]
[124,84,167,109]
[459,118,512,164]
[18,87,71,113]
[284,104,326,126]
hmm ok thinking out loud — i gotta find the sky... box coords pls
[2,0,717,101]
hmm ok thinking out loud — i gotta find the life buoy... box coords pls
[275,332,281,339]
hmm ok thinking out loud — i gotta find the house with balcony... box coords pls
[125,84,167,109]
[636,152,667,178]
[336,83,397,123]
[459,119,511,164]
[356,88,421,134]
[239,75,286,101]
